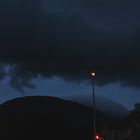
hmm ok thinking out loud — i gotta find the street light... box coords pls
[90,72,96,140]
[91,72,96,77]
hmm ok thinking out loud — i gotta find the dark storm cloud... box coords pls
[0,0,140,91]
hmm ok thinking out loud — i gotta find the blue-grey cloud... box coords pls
[0,0,140,91]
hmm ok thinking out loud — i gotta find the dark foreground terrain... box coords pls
[0,96,106,140]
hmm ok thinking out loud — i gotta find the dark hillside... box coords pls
[0,96,106,140]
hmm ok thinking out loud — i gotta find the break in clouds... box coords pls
[0,0,140,91]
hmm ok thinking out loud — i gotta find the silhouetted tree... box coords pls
[129,103,140,140]
[133,103,140,113]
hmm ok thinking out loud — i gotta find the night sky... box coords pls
[0,0,140,110]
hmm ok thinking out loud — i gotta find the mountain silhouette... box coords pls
[0,96,106,140]
[62,94,129,119]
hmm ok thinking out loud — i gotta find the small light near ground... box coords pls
[96,135,100,139]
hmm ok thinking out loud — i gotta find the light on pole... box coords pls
[90,72,96,140]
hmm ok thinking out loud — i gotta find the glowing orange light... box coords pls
[91,72,96,77]
[96,135,100,140]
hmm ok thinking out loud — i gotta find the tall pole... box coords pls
[91,72,96,140]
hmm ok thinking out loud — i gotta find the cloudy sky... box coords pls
[0,0,140,109]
